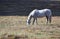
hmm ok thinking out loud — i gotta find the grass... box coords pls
[0,16,60,39]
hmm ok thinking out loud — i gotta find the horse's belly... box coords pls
[38,16,44,18]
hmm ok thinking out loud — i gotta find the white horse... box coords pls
[27,9,52,25]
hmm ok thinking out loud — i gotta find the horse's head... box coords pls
[27,19,31,25]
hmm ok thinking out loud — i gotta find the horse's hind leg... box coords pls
[46,16,48,24]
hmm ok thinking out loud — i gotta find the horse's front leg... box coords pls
[36,18,38,25]
[32,18,35,25]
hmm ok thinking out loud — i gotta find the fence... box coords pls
[0,0,60,16]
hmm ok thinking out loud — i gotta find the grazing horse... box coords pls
[27,9,52,25]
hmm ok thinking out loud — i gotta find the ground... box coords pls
[0,16,60,39]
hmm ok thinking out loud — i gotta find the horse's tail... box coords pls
[46,9,52,23]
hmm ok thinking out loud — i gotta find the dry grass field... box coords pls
[0,16,60,39]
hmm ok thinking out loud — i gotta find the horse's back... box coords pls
[29,9,52,17]
[36,9,52,17]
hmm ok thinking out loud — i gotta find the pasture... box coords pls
[0,16,60,39]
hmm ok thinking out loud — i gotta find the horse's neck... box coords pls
[28,10,35,20]
[28,14,32,20]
